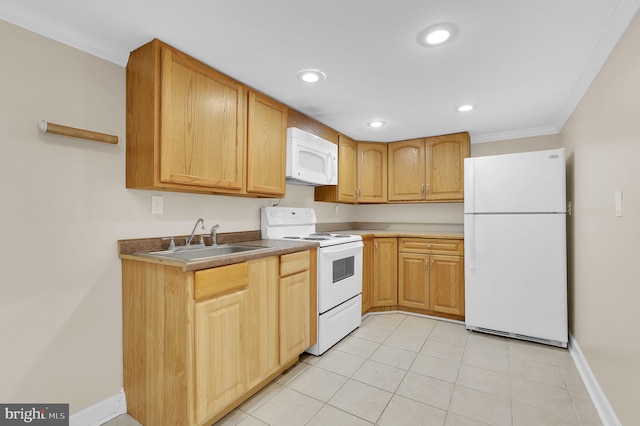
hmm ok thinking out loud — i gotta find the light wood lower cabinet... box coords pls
[279,250,311,360]
[398,252,430,310]
[366,237,465,320]
[245,257,280,388]
[372,238,398,307]
[195,289,248,424]
[361,237,373,313]
[122,250,313,426]
[429,255,465,316]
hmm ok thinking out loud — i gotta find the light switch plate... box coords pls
[615,190,623,217]
[151,195,164,215]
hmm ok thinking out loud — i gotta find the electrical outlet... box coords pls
[151,195,164,215]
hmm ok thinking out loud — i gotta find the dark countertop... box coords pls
[118,226,463,272]
[119,232,318,272]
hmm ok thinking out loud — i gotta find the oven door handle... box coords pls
[319,241,363,255]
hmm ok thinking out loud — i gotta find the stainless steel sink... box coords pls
[139,244,272,261]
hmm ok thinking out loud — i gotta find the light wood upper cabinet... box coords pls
[372,237,398,307]
[387,132,470,202]
[160,47,246,191]
[127,39,287,198]
[424,133,470,201]
[388,138,426,201]
[127,39,246,194]
[358,143,388,203]
[337,134,358,203]
[246,91,287,196]
[315,137,386,204]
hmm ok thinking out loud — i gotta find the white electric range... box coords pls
[261,207,363,355]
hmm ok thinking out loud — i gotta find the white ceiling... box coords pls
[1,0,639,143]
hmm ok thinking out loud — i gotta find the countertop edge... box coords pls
[332,230,464,239]
[119,239,319,271]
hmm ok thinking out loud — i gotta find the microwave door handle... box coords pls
[325,153,335,183]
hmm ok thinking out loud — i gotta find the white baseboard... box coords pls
[568,334,621,426]
[70,389,127,426]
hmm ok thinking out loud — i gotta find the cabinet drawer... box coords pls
[195,262,249,301]
[280,251,310,276]
[398,238,463,255]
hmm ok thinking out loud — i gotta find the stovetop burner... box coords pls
[261,207,363,247]
[283,235,330,241]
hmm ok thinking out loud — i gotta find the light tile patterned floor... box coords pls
[106,313,601,426]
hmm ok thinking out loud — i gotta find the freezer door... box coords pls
[464,213,567,345]
[464,148,566,214]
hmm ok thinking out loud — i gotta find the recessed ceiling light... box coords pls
[426,29,450,45]
[367,121,386,128]
[457,105,474,112]
[417,23,457,47]
[296,69,326,83]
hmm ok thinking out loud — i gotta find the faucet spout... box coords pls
[186,218,206,246]
[210,224,220,246]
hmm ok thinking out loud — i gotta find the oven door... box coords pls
[317,241,363,313]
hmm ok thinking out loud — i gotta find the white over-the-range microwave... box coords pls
[285,127,338,186]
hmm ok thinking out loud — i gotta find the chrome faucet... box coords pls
[210,224,220,246]
[186,218,206,247]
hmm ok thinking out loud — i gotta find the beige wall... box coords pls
[471,133,560,157]
[0,21,353,414]
[560,11,640,425]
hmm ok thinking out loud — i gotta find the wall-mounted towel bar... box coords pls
[38,120,119,145]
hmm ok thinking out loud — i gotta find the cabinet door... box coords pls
[372,238,397,306]
[398,252,430,310]
[246,91,287,196]
[337,134,358,203]
[357,143,387,203]
[195,289,248,424]
[429,255,465,316]
[388,139,426,201]
[361,237,373,314]
[246,257,280,388]
[160,47,246,191]
[424,132,470,201]
[280,271,310,362]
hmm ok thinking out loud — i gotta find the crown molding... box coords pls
[0,1,128,66]
[554,0,640,131]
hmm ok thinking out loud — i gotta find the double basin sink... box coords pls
[138,244,273,262]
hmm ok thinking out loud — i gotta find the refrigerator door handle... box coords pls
[465,159,475,212]
[468,215,476,270]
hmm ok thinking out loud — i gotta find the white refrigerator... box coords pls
[464,148,568,348]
